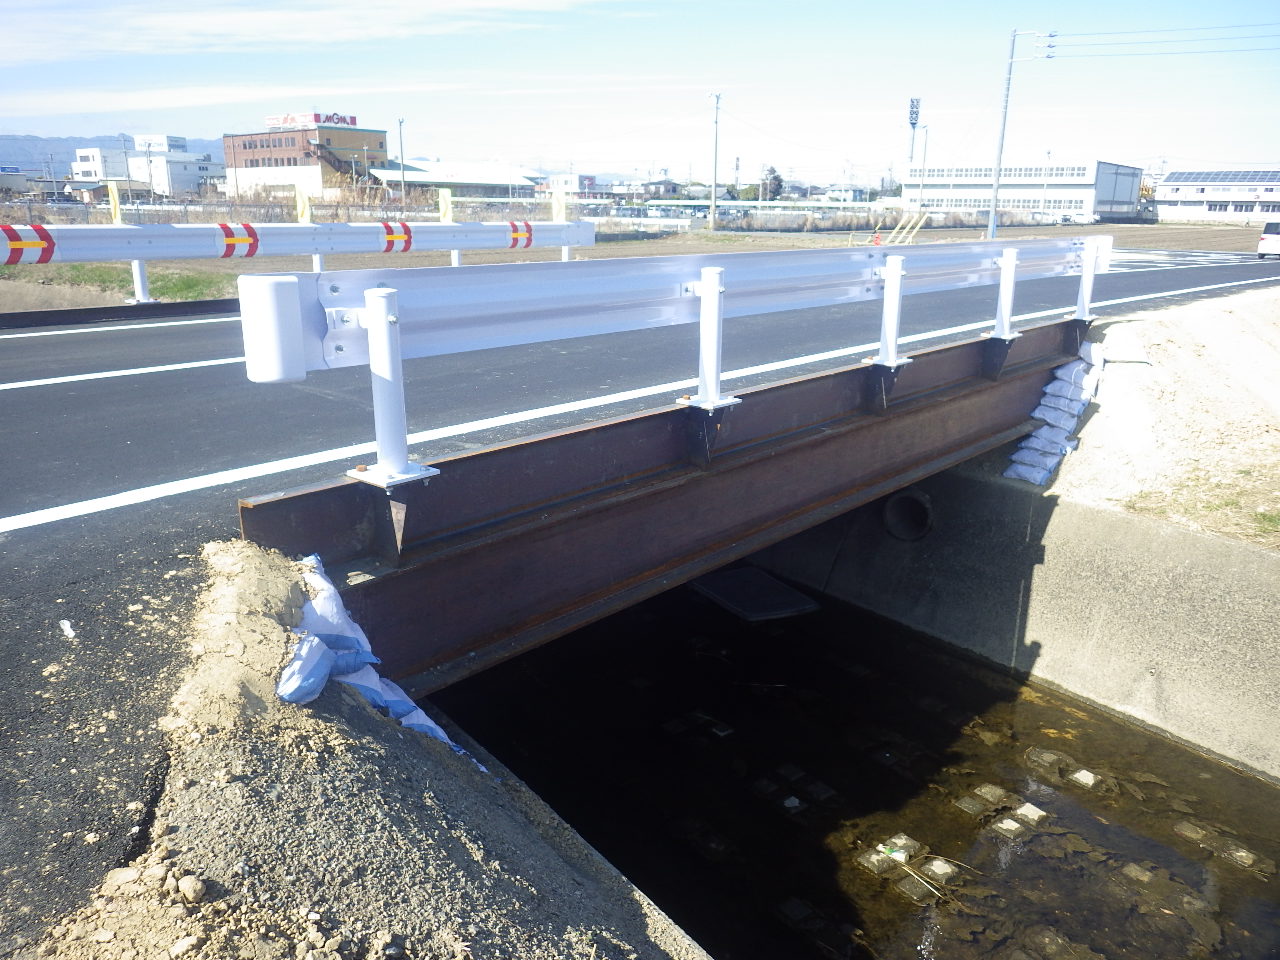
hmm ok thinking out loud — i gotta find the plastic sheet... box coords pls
[276,634,336,704]
[333,664,388,709]
[277,555,486,767]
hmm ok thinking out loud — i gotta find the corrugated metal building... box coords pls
[1153,170,1280,223]
[899,159,1142,222]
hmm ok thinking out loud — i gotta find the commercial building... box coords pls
[70,135,224,198]
[222,112,388,200]
[1153,170,1280,224]
[369,159,544,201]
[898,159,1142,222]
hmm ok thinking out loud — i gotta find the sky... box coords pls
[2,0,1278,185]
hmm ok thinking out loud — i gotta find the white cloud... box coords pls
[5,0,620,65]
[0,80,460,117]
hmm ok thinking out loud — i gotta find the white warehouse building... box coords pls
[1153,170,1280,223]
[899,159,1142,222]
[71,135,224,198]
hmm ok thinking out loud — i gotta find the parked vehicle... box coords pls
[1258,222,1280,259]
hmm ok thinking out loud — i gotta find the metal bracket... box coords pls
[346,461,440,491]
[1062,316,1093,357]
[682,403,736,468]
[980,333,1021,380]
[863,362,908,414]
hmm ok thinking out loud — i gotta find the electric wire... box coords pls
[1050,45,1280,58]
[1051,32,1280,47]
[1054,22,1280,37]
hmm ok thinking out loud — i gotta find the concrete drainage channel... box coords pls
[429,536,1280,959]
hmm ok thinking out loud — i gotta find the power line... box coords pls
[1054,32,1280,47]
[1055,22,1280,37]
[1051,45,1280,58]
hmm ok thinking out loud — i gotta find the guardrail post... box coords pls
[865,254,910,412]
[129,260,156,303]
[439,188,461,266]
[553,191,571,262]
[874,255,909,367]
[345,287,440,491]
[678,267,740,413]
[1073,236,1100,322]
[982,247,1022,379]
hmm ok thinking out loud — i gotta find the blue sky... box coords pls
[2,0,1278,184]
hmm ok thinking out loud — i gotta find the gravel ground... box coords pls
[11,542,712,960]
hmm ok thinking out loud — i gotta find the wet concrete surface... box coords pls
[434,570,1280,960]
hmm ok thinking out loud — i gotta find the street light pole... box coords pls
[916,125,929,211]
[1041,149,1051,218]
[709,92,721,231]
[397,118,407,218]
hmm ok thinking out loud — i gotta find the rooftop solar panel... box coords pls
[1165,171,1280,184]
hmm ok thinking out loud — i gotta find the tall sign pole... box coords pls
[908,98,921,162]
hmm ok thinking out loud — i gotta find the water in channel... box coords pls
[432,569,1280,960]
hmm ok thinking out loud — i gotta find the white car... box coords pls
[1258,222,1280,259]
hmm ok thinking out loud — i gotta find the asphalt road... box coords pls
[1,248,1279,952]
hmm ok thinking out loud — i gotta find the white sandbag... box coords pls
[1003,462,1053,486]
[1044,379,1090,402]
[276,634,336,704]
[1039,394,1089,417]
[1031,424,1078,453]
[1053,359,1091,386]
[1021,435,1067,456]
[1031,405,1080,433]
[1011,447,1064,472]
[1079,341,1105,366]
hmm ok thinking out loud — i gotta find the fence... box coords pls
[1,219,596,302]
[238,236,1113,488]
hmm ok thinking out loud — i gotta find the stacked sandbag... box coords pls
[1004,340,1104,486]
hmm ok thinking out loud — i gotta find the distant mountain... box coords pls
[0,134,224,178]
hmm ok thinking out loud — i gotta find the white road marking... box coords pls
[3,273,1279,533]
[0,315,238,340]
[0,356,244,391]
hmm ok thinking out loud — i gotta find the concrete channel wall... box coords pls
[752,459,1280,783]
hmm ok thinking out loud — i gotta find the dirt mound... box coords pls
[1052,285,1280,549]
[20,541,708,960]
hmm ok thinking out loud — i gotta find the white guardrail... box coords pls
[239,236,1113,489]
[1,220,596,301]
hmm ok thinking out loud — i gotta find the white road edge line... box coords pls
[3,273,1279,533]
[0,356,245,391]
[0,315,239,340]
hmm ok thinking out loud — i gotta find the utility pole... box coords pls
[988,29,1054,239]
[709,92,721,231]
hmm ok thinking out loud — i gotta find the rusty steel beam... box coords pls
[241,316,1082,692]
